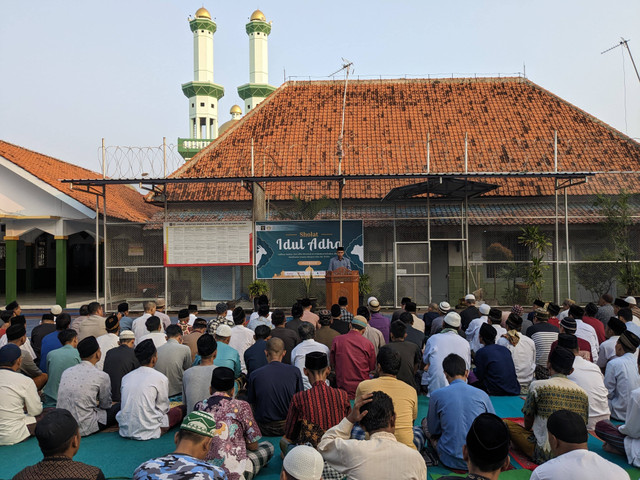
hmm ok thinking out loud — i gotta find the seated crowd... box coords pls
[1,292,638,479]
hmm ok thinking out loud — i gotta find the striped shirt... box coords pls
[526,322,559,367]
[284,380,350,447]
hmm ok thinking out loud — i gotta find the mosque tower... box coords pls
[237,10,276,112]
[178,7,224,160]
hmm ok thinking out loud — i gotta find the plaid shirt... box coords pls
[340,308,354,323]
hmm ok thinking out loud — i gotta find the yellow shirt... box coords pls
[355,375,418,449]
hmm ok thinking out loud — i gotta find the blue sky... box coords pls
[1,0,638,173]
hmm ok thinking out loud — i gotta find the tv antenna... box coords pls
[331,58,353,175]
[602,38,640,84]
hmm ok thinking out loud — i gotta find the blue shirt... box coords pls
[328,256,351,271]
[247,361,303,423]
[213,342,241,378]
[474,344,521,396]
[120,315,134,332]
[39,330,62,372]
[244,339,268,375]
[427,379,495,470]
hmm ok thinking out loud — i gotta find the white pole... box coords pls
[251,138,255,176]
[102,139,107,308]
[464,132,468,174]
[427,133,430,173]
[163,137,168,307]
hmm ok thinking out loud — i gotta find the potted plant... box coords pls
[358,273,372,307]
[248,280,269,311]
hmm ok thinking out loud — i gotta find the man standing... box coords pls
[473,323,520,396]
[386,320,421,390]
[133,411,227,480]
[95,314,120,370]
[103,330,139,403]
[282,352,350,449]
[117,339,184,440]
[229,307,255,374]
[318,392,427,479]
[368,299,390,343]
[460,294,480,332]
[425,354,495,470]
[183,334,217,414]
[422,312,471,395]
[155,324,192,399]
[78,302,107,342]
[604,330,640,421]
[43,329,81,408]
[56,336,118,436]
[355,347,419,450]
[0,344,43,445]
[188,305,199,326]
[330,317,376,399]
[497,313,536,394]
[270,309,300,364]
[291,322,330,390]
[132,301,156,343]
[247,338,303,436]
[328,246,351,271]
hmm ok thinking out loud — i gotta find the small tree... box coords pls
[518,226,551,301]
[574,252,618,301]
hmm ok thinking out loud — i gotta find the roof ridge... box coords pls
[281,76,526,86]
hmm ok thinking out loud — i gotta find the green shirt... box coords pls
[42,344,81,407]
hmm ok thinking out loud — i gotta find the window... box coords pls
[200,102,205,107]
[210,104,214,108]
[483,231,529,279]
[191,103,194,107]
[36,238,47,268]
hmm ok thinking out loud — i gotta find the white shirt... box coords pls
[557,309,570,321]
[465,316,488,353]
[597,335,619,369]
[422,330,471,395]
[290,339,330,390]
[411,314,425,334]
[155,311,171,330]
[0,368,43,445]
[620,387,640,467]
[117,366,170,440]
[530,448,629,480]
[568,355,610,429]
[497,332,536,389]
[575,319,599,362]
[605,352,640,421]
[249,311,272,324]
[188,313,197,326]
[228,325,255,374]
[138,331,167,350]
[95,333,120,370]
[492,324,507,337]
[132,313,152,343]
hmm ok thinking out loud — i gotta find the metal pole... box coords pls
[427,192,432,303]
[95,197,99,302]
[464,194,469,294]
[102,139,107,308]
[393,203,398,307]
[564,188,571,299]
[339,180,344,245]
[251,138,255,177]
[426,133,430,173]
[554,132,560,302]
[464,132,468,174]
[163,138,168,308]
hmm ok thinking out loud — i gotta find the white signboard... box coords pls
[164,222,252,267]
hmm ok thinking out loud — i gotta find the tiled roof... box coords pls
[164,77,640,202]
[0,140,158,222]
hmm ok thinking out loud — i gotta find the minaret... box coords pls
[237,10,276,112]
[178,7,224,160]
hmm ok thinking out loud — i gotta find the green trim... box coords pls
[237,83,277,100]
[56,239,67,308]
[178,138,214,159]
[182,82,224,99]
[246,21,271,35]
[190,18,217,34]
[5,240,17,305]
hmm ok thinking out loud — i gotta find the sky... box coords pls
[1,0,639,175]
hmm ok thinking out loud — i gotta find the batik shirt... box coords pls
[194,393,261,480]
[133,454,227,480]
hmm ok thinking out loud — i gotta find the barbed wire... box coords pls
[96,143,184,179]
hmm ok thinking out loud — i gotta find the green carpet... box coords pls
[1,395,639,480]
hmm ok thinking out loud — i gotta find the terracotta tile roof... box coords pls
[164,77,640,202]
[0,140,158,222]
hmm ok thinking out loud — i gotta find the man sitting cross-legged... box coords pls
[195,367,273,480]
[424,353,495,470]
[12,409,105,480]
[355,346,421,450]
[42,329,81,408]
[531,410,629,480]
[504,346,589,464]
[437,413,511,480]
[281,351,350,452]
[56,336,119,436]
[133,411,227,480]
[117,339,185,440]
[103,330,139,403]
[318,391,426,479]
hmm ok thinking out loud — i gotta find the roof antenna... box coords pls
[330,58,353,175]
[602,38,640,84]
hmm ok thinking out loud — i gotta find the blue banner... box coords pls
[256,221,363,279]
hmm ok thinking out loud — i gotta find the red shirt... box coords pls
[582,316,606,344]
[284,380,351,446]
[330,330,376,399]
[549,338,593,362]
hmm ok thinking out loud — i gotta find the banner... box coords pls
[256,221,363,279]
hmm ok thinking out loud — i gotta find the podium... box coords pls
[325,267,359,315]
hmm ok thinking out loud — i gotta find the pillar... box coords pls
[55,236,67,308]
[24,243,34,293]
[4,237,18,305]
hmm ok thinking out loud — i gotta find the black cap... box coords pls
[305,351,329,370]
[197,334,217,357]
[549,346,575,371]
[188,304,198,311]
[77,336,99,358]
[615,298,630,309]
[557,333,578,351]
[336,246,345,252]
[488,308,502,323]
[35,409,78,452]
[607,316,627,335]
[105,315,120,331]
[178,309,190,320]
[135,339,157,363]
[466,413,510,464]
[547,303,561,316]
[6,324,26,341]
[547,410,588,444]
[211,366,235,392]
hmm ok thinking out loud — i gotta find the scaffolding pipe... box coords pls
[554,133,560,302]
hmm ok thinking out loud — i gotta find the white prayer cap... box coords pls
[283,445,324,480]
[464,294,476,301]
[443,312,461,328]
[625,296,637,306]
[51,305,62,315]
[479,303,491,315]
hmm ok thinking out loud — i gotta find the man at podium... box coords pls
[328,246,351,271]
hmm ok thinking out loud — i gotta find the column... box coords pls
[55,236,67,308]
[4,237,18,305]
[24,243,34,293]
